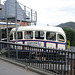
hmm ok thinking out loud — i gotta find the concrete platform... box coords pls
[0,56,54,75]
[0,59,40,75]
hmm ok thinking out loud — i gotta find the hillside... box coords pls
[57,22,75,30]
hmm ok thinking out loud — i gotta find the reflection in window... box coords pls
[24,31,33,39]
[57,34,65,42]
[35,31,44,39]
[14,32,23,39]
[46,32,56,40]
[18,32,22,39]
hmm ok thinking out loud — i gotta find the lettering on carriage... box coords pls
[25,41,44,47]
[57,44,65,50]
[46,42,56,49]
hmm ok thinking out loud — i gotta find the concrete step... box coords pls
[0,48,8,54]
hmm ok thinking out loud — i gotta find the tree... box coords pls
[71,31,75,46]
[63,27,73,46]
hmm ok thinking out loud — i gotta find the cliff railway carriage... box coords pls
[10,26,67,58]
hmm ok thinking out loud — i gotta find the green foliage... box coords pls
[62,27,74,46]
[71,31,75,46]
[57,21,75,46]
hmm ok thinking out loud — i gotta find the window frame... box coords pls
[56,33,65,42]
[24,31,33,39]
[14,31,23,40]
[46,31,56,41]
[35,31,45,40]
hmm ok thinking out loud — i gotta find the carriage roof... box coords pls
[10,26,66,36]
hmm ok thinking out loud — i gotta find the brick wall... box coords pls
[17,21,30,26]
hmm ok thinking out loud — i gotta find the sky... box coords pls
[1,0,75,26]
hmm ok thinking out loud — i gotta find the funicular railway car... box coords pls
[10,26,67,58]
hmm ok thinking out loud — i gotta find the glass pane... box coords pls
[46,32,56,40]
[35,31,44,39]
[24,31,33,39]
[17,32,22,39]
[14,32,23,39]
[57,34,65,42]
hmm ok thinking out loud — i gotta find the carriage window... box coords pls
[24,31,33,39]
[57,34,65,42]
[14,32,23,39]
[18,32,22,39]
[35,31,44,39]
[10,34,13,40]
[46,32,56,40]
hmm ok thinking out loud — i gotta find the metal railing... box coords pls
[0,0,37,25]
[0,41,75,75]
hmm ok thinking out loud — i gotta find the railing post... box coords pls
[7,19,10,58]
[74,54,75,75]
[31,9,32,23]
[29,46,31,66]
[24,6,26,21]
[15,0,18,59]
[64,49,68,75]
[0,27,1,50]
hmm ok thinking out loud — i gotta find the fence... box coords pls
[0,41,75,75]
[70,46,75,52]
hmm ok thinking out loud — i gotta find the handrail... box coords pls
[0,41,74,53]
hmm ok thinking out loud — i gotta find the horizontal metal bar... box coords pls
[0,41,68,52]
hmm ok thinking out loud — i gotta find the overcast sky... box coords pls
[1,0,75,26]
